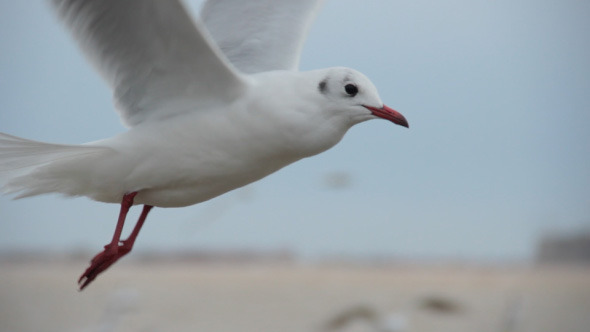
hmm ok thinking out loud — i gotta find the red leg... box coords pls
[78,192,153,290]
[118,205,153,256]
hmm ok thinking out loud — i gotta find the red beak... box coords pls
[364,104,409,128]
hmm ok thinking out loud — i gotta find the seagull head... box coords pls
[315,67,408,128]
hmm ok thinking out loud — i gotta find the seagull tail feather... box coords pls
[0,132,111,199]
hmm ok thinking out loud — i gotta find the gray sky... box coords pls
[1,0,589,262]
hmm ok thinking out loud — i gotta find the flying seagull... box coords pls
[0,0,408,290]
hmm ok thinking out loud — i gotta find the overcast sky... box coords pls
[1,0,589,262]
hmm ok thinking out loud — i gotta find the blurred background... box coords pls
[1,1,589,331]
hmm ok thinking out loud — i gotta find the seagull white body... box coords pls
[8,68,388,207]
[0,0,408,288]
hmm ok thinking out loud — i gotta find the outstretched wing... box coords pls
[200,0,324,74]
[52,0,246,127]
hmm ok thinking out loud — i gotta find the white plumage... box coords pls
[0,0,408,289]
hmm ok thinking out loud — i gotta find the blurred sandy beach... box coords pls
[1,256,588,332]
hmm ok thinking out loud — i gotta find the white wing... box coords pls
[52,0,246,127]
[200,0,324,74]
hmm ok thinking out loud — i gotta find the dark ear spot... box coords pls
[318,80,327,94]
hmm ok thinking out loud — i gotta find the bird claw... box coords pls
[78,242,130,290]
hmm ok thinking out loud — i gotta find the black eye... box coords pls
[344,84,358,97]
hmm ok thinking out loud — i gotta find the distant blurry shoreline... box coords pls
[2,251,589,332]
[1,248,588,270]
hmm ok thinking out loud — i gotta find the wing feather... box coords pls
[201,0,324,74]
[52,0,246,126]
